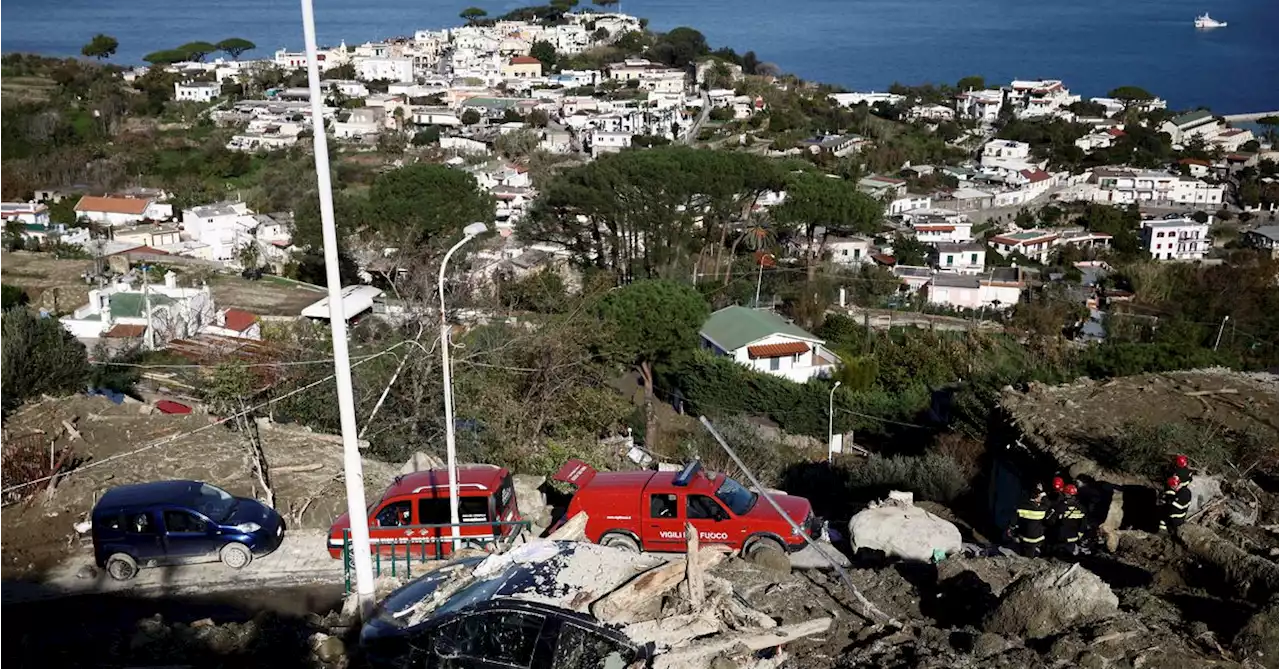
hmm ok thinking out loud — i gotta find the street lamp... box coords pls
[828,381,842,456]
[754,252,775,307]
[439,221,488,547]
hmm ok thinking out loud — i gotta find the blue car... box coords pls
[91,480,285,581]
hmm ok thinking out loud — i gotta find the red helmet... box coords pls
[1064,484,1078,496]
[1175,455,1189,468]
[1052,476,1065,492]
[1167,476,1181,489]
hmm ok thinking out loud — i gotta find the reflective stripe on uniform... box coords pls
[1169,512,1186,519]
[1065,536,1079,543]
[1065,511,1085,519]
[1017,509,1047,520]
[1171,500,1190,510]
[1019,535,1045,544]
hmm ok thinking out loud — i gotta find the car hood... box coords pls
[226,498,278,527]
[742,492,812,525]
[329,512,352,536]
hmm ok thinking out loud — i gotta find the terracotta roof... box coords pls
[108,245,170,256]
[74,195,153,215]
[1020,169,1051,183]
[222,308,258,333]
[1179,158,1211,166]
[871,253,897,266]
[104,323,148,338]
[915,225,956,232]
[509,56,542,65]
[746,342,810,359]
[1105,128,1126,137]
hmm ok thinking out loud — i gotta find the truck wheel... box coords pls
[220,542,253,569]
[600,533,640,552]
[745,538,790,574]
[106,553,138,581]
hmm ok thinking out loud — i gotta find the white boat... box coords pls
[1194,13,1227,29]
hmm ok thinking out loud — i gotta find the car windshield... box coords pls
[195,483,237,523]
[714,477,757,515]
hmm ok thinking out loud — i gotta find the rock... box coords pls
[1077,650,1108,669]
[399,452,445,475]
[1184,475,1221,516]
[138,403,155,415]
[1232,603,1279,668]
[935,556,1029,598]
[311,632,346,663]
[984,564,1118,640]
[970,632,1010,659]
[75,564,97,579]
[190,618,215,629]
[511,474,552,533]
[848,496,962,563]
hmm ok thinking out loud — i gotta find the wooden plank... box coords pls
[685,522,704,611]
[547,511,588,541]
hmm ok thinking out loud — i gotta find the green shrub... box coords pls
[842,452,968,503]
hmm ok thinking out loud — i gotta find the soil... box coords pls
[1,395,400,580]
[207,274,327,317]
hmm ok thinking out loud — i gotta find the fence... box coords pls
[341,520,531,592]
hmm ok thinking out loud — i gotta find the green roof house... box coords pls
[699,306,837,382]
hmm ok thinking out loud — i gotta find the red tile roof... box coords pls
[1179,158,1211,166]
[915,225,956,232]
[1105,128,1126,137]
[109,245,170,256]
[75,195,153,215]
[747,342,810,359]
[222,308,258,333]
[1020,169,1051,183]
[105,323,148,338]
[871,253,897,266]
[509,56,542,65]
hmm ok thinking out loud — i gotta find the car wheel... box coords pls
[220,542,253,569]
[744,538,790,574]
[106,553,138,581]
[600,533,640,552]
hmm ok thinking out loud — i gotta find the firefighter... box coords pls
[1052,483,1087,555]
[1013,488,1049,557]
[1171,454,1193,485]
[1160,476,1192,536]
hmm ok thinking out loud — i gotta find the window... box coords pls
[853,249,862,259]
[419,497,491,525]
[769,357,780,371]
[164,510,208,534]
[553,623,634,669]
[649,493,677,519]
[687,494,728,520]
[841,249,848,256]
[127,512,157,535]
[970,253,978,264]
[439,611,545,668]
[946,255,954,265]
[376,500,412,527]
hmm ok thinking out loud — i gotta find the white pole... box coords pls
[141,265,155,351]
[753,253,772,307]
[828,380,841,455]
[1213,314,1229,351]
[299,0,375,617]
[439,224,486,547]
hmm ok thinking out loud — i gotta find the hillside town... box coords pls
[1,7,1277,669]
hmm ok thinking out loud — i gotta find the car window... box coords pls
[419,497,491,526]
[375,500,412,527]
[687,495,727,520]
[553,622,635,669]
[649,493,677,519]
[126,512,157,535]
[439,610,544,668]
[164,510,208,533]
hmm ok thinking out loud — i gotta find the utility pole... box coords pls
[141,265,155,351]
[828,381,842,457]
[753,253,773,307]
[299,0,375,617]
[1213,314,1229,351]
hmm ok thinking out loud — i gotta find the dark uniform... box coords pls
[1014,494,1049,557]
[1172,465,1193,485]
[1160,484,1192,534]
[1050,496,1086,554]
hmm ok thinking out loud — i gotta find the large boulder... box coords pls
[1185,475,1221,516]
[984,563,1118,639]
[512,474,552,534]
[847,493,962,563]
[399,452,445,475]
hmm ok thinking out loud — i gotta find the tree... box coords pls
[1191,210,1210,224]
[592,0,619,7]
[495,129,542,159]
[1067,100,1107,117]
[955,75,985,92]
[216,37,256,59]
[412,126,441,146]
[1107,86,1155,105]
[596,279,709,443]
[177,41,218,62]
[772,171,883,280]
[459,6,488,25]
[890,234,930,266]
[143,49,189,66]
[461,109,482,125]
[2,285,30,311]
[367,164,494,245]
[528,109,550,127]
[741,51,760,75]
[2,309,90,417]
[530,40,557,71]
[81,34,119,60]
[647,27,709,68]
[202,363,274,507]
[549,0,580,16]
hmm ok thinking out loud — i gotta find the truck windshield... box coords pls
[714,477,757,515]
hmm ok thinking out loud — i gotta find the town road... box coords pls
[684,91,711,145]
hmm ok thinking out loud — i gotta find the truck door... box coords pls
[685,495,740,547]
[643,492,686,552]
[370,499,413,557]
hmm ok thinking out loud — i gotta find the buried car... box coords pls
[91,480,285,580]
[360,540,832,669]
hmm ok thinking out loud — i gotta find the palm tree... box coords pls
[723,214,774,285]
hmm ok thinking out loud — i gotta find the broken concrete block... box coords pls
[1185,475,1221,516]
[984,563,1118,639]
[848,499,962,562]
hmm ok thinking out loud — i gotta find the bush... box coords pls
[841,452,968,503]
[2,309,90,418]
[1087,420,1277,481]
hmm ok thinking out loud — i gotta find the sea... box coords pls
[1,0,1276,114]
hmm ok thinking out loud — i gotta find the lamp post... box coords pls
[828,380,842,456]
[754,253,774,307]
[439,222,488,547]
[1213,315,1229,351]
[299,0,375,617]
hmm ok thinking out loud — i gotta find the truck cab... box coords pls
[327,464,521,559]
[552,459,821,559]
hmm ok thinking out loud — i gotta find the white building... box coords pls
[829,92,905,107]
[60,271,216,344]
[1,202,50,227]
[357,57,414,83]
[608,58,654,82]
[907,104,955,122]
[981,139,1032,167]
[589,130,632,158]
[699,306,838,383]
[1142,219,1210,261]
[990,230,1059,264]
[173,81,221,103]
[638,69,686,95]
[903,208,974,244]
[74,195,173,226]
[1159,110,1221,145]
[934,242,986,275]
[300,285,387,321]
[1079,169,1225,207]
[333,108,384,139]
[926,267,1026,311]
[1006,79,1079,118]
[826,235,873,265]
[181,201,257,263]
[956,89,1004,123]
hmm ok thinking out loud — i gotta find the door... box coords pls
[371,499,413,557]
[433,609,548,669]
[123,510,164,563]
[685,494,740,547]
[643,492,686,552]
[162,509,215,563]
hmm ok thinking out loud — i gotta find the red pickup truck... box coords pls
[552,459,821,563]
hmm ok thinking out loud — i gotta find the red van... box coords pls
[327,464,521,559]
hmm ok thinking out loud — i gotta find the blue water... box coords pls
[2,0,1275,114]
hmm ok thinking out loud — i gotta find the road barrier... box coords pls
[341,520,530,592]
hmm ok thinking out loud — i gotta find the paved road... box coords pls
[684,91,711,145]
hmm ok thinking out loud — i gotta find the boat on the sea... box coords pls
[1194,13,1227,29]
